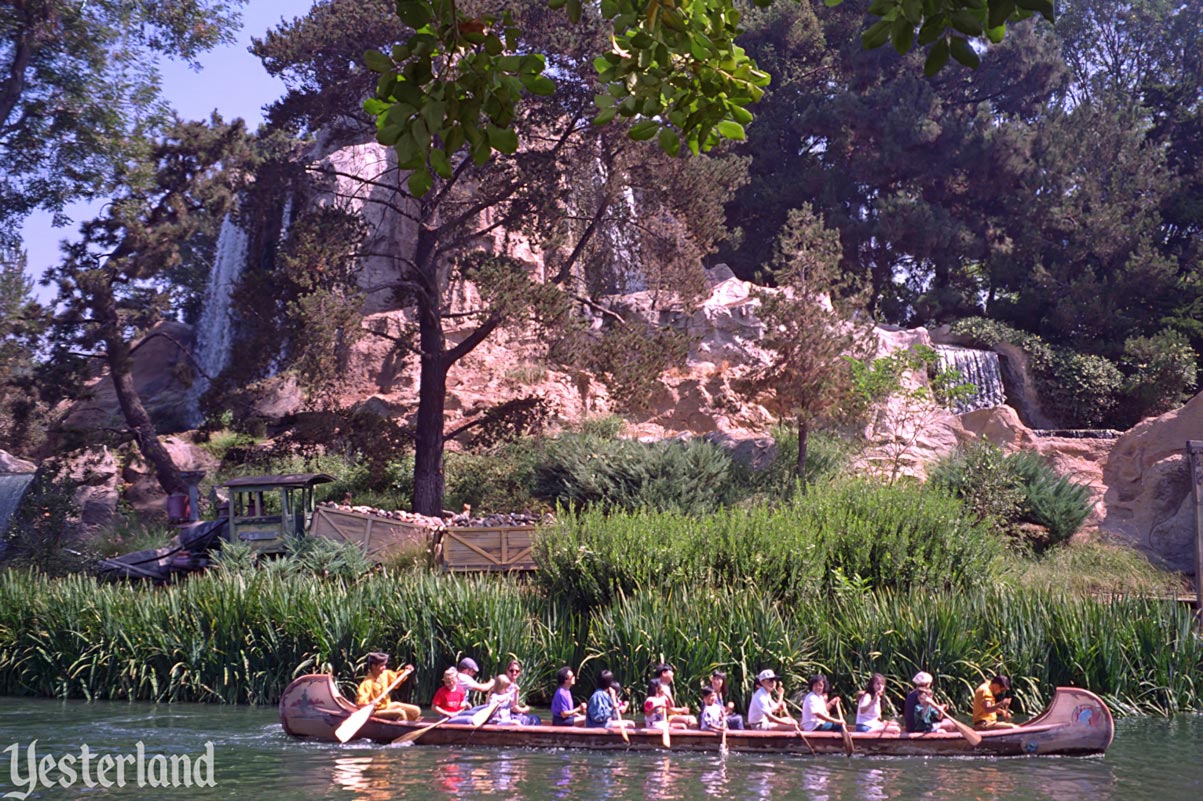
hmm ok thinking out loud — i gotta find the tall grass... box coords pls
[533,479,1003,613]
[2,568,1195,715]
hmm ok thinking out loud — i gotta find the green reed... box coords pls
[533,479,1003,614]
[0,567,1198,715]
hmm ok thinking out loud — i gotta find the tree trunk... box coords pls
[411,299,447,517]
[105,333,185,496]
[795,415,809,485]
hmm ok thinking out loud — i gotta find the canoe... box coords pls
[279,674,1114,757]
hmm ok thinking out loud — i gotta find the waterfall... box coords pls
[186,214,250,426]
[0,473,35,541]
[933,345,1007,413]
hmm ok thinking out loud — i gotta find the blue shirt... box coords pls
[551,686,576,726]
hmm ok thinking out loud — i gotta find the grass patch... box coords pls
[1002,540,1184,597]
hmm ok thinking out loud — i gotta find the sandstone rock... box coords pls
[1098,391,1203,571]
[59,448,121,534]
[59,321,197,437]
[0,450,36,474]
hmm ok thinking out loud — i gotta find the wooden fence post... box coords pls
[1188,441,1203,629]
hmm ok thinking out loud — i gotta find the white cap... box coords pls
[912,671,933,686]
[756,669,779,684]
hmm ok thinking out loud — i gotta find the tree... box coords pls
[0,0,247,244]
[743,205,873,480]
[363,0,1056,197]
[43,117,253,494]
[0,247,44,453]
[253,0,745,515]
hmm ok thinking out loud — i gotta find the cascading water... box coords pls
[186,214,250,426]
[932,344,1007,413]
[0,473,35,542]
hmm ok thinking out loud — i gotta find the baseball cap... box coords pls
[458,657,480,672]
[912,671,933,686]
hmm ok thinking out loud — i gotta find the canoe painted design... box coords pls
[279,674,1114,757]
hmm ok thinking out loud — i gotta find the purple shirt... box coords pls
[551,686,576,726]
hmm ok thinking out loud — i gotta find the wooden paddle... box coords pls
[834,697,855,756]
[609,688,630,744]
[932,699,982,746]
[720,720,728,755]
[391,716,451,745]
[783,698,817,756]
[336,665,414,743]
[470,698,503,730]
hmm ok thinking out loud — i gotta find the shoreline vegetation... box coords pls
[3,429,1196,719]
[0,539,1197,718]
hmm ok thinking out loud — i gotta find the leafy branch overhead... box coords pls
[363,0,1054,193]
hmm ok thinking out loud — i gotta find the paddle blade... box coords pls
[391,717,449,745]
[840,724,855,756]
[471,700,501,729]
[661,724,671,748]
[947,715,983,746]
[619,724,630,744]
[334,705,375,743]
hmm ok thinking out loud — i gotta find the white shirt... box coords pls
[856,693,882,728]
[801,691,827,731]
[747,687,777,727]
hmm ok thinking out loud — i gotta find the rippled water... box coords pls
[0,701,1199,800]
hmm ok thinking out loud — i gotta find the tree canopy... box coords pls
[0,0,247,244]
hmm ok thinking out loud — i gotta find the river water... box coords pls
[0,700,1199,800]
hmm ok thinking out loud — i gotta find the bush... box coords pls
[743,426,851,500]
[1119,329,1198,424]
[534,434,741,515]
[533,479,1002,613]
[1006,451,1093,548]
[445,441,542,514]
[928,441,1026,533]
[1040,348,1122,428]
[930,445,1093,550]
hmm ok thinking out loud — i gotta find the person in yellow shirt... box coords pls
[972,674,1019,730]
[356,652,420,721]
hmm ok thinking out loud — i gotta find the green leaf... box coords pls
[429,148,453,179]
[949,36,981,68]
[824,0,843,6]
[472,141,492,166]
[364,98,389,116]
[391,44,412,62]
[950,10,984,36]
[407,167,432,197]
[422,100,446,135]
[396,0,434,29]
[521,74,557,96]
[1015,0,1055,22]
[917,14,947,45]
[901,0,923,23]
[988,0,1016,28]
[628,120,659,141]
[566,0,582,23]
[594,106,618,125]
[658,128,680,157]
[924,38,950,76]
[891,18,915,54]
[985,22,1006,43]
[716,120,746,141]
[484,35,504,56]
[486,125,519,154]
[547,0,566,8]
[375,73,397,100]
[862,20,892,50]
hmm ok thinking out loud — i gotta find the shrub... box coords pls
[1006,451,1093,549]
[742,426,850,501]
[928,441,1025,533]
[533,479,1002,614]
[1040,348,1122,428]
[1119,329,1198,424]
[534,434,740,515]
[930,445,1093,550]
[445,441,541,513]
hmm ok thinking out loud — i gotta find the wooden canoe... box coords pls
[279,674,1113,757]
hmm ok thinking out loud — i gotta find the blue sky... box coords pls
[21,0,318,296]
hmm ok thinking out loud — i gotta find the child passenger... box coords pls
[698,686,727,732]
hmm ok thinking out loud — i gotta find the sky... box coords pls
[20,0,317,298]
